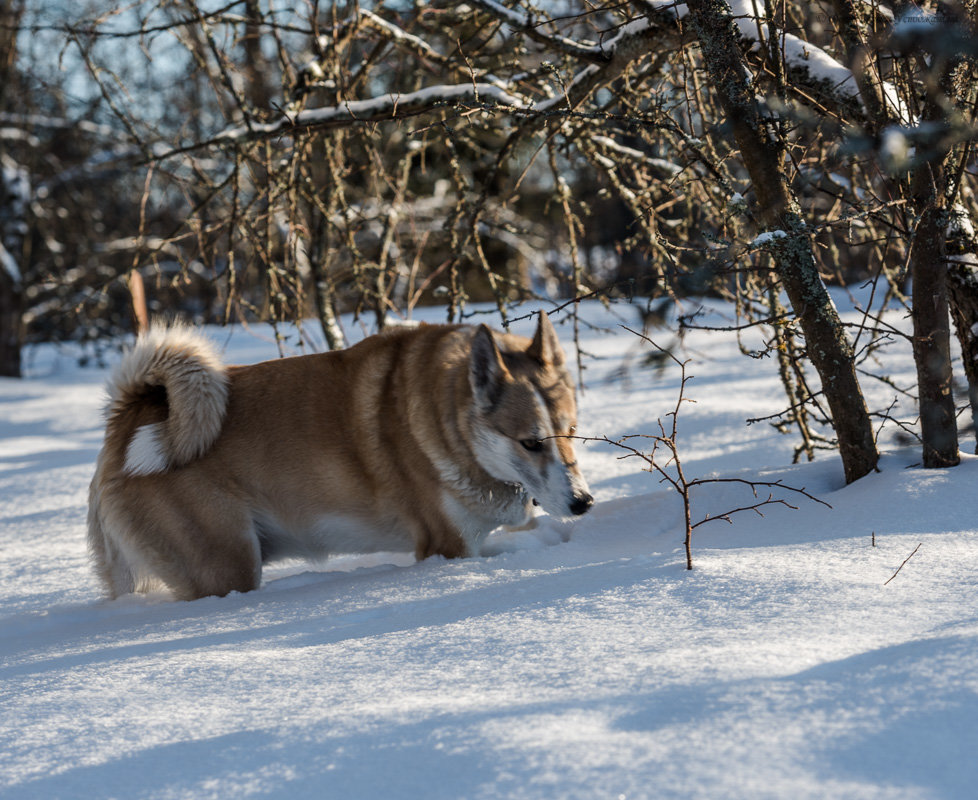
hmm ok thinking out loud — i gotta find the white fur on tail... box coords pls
[106,324,229,475]
[124,422,168,475]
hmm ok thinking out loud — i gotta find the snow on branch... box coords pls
[591,135,683,178]
[467,2,680,115]
[533,18,658,113]
[750,229,788,249]
[357,10,451,67]
[643,0,906,122]
[178,1,910,156]
[466,0,609,63]
[352,10,527,97]
[946,204,978,277]
[729,0,904,120]
[0,112,118,139]
[212,83,525,145]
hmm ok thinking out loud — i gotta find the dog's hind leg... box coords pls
[134,502,263,602]
[102,537,137,598]
[94,481,262,601]
[88,491,137,599]
[91,534,137,599]
[170,529,262,602]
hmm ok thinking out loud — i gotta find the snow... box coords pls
[599,17,654,53]
[593,135,683,177]
[750,229,788,247]
[2,299,978,799]
[359,10,446,63]
[469,0,609,61]
[948,203,976,239]
[880,126,913,171]
[534,65,600,113]
[727,192,748,213]
[216,84,524,144]
[727,0,906,120]
[647,0,907,121]
[647,0,690,20]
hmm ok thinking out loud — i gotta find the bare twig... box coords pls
[576,326,828,569]
[884,543,923,585]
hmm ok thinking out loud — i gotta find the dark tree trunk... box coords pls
[910,163,960,467]
[0,0,25,377]
[0,268,21,377]
[685,0,879,483]
[830,0,889,134]
[805,0,967,467]
[947,249,978,452]
[903,12,973,467]
[0,148,24,377]
[243,0,273,114]
[945,9,978,451]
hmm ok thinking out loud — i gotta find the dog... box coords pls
[88,313,593,600]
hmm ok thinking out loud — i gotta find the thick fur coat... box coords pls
[88,315,592,600]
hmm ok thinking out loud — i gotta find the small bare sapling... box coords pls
[582,326,830,569]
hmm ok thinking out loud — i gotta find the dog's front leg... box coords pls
[411,516,471,561]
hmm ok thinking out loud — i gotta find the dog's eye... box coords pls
[520,438,544,452]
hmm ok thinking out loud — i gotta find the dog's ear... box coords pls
[470,325,510,409]
[527,312,564,366]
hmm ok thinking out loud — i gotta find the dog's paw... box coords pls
[480,516,573,556]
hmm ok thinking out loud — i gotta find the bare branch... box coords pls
[206,83,526,147]
[883,543,923,585]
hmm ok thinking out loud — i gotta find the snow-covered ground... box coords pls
[2,300,976,799]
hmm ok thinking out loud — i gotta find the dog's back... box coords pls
[89,318,591,601]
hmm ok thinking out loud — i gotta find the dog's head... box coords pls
[468,313,593,520]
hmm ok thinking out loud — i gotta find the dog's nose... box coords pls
[569,492,593,516]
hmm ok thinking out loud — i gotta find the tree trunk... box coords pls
[0,153,25,377]
[830,0,890,133]
[798,0,970,467]
[0,263,21,377]
[947,2,978,454]
[685,0,879,483]
[904,12,974,467]
[0,0,24,377]
[243,0,273,115]
[910,163,960,467]
[947,254,978,453]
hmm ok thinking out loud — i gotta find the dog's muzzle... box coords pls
[569,491,594,516]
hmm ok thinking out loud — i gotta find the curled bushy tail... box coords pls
[105,323,228,475]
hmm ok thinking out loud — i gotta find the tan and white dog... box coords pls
[88,314,592,600]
